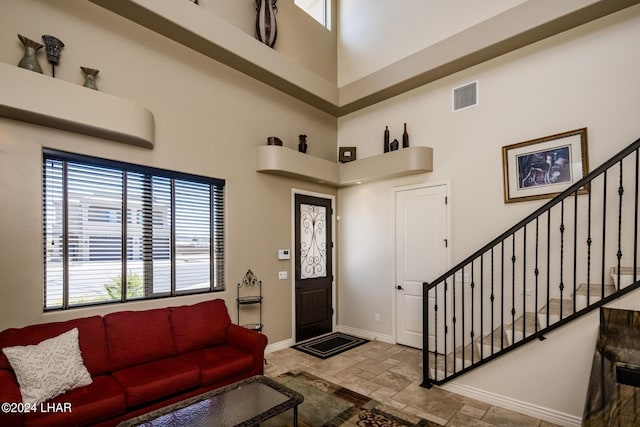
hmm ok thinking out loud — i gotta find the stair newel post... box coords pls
[634,149,639,284]
[422,281,433,388]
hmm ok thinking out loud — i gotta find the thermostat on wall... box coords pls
[278,249,290,260]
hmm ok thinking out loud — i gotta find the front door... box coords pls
[395,184,448,349]
[295,194,333,342]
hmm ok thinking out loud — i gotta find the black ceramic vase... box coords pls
[255,0,278,48]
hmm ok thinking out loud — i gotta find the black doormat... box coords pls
[292,332,369,359]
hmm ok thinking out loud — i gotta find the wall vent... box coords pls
[453,81,478,111]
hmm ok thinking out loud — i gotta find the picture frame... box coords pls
[339,146,357,163]
[502,128,589,203]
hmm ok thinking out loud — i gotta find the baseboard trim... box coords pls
[441,382,582,427]
[265,338,294,354]
[336,325,395,344]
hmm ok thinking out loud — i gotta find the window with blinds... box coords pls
[42,149,225,310]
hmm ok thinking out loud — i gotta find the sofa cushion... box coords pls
[104,308,176,372]
[170,299,231,353]
[23,375,126,427]
[111,357,200,407]
[0,316,109,376]
[2,328,92,406]
[179,345,254,385]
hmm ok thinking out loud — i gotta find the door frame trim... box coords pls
[291,188,336,342]
[392,180,451,345]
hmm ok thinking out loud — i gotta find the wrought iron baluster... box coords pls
[444,277,448,379]
[602,171,608,292]
[491,247,495,355]
[560,200,565,320]
[511,234,516,344]
[470,261,475,364]
[501,241,505,350]
[461,266,465,368]
[573,191,578,313]
[480,255,484,360]
[587,183,592,305]
[452,273,457,373]
[546,209,551,328]
[522,226,527,340]
[535,217,540,333]
[617,160,624,290]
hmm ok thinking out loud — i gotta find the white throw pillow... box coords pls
[2,328,93,406]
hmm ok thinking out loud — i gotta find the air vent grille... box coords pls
[453,81,478,111]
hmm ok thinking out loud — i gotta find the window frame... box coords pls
[42,148,225,311]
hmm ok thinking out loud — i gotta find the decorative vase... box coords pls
[384,126,390,153]
[402,122,409,148]
[81,67,99,90]
[298,134,308,153]
[17,34,43,74]
[255,0,278,48]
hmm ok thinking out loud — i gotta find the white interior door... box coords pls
[395,184,448,349]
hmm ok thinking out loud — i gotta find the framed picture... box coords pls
[339,147,357,163]
[502,128,589,203]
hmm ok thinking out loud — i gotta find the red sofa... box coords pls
[0,299,267,427]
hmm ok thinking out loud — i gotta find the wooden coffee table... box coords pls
[118,375,304,427]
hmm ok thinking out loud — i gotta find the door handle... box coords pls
[396,285,404,290]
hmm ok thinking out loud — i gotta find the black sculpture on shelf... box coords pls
[298,134,308,153]
[255,0,278,48]
[390,138,399,151]
[41,34,64,77]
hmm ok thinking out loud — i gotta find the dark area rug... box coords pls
[263,371,439,427]
[292,332,369,359]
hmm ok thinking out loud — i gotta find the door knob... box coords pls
[396,285,404,290]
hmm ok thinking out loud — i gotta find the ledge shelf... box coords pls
[0,63,155,148]
[256,145,433,187]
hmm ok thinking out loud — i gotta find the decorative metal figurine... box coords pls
[17,34,44,73]
[298,134,308,153]
[255,0,278,48]
[41,35,64,77]
[81,67,99,90]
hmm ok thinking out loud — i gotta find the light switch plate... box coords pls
[278,271,288,280]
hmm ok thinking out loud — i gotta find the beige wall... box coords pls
[336,0,526,86]
[337,3,640,422]
[0,0,337,345]
[197,0,337,84]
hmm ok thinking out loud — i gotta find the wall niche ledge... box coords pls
[256,145,433,187]
[0,63,155,148]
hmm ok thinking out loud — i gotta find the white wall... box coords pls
[337,4,640,423]
[337,0,526,86]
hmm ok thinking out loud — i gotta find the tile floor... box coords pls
[264,340,562,427]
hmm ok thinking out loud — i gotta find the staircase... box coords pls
[422,136,640,387]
